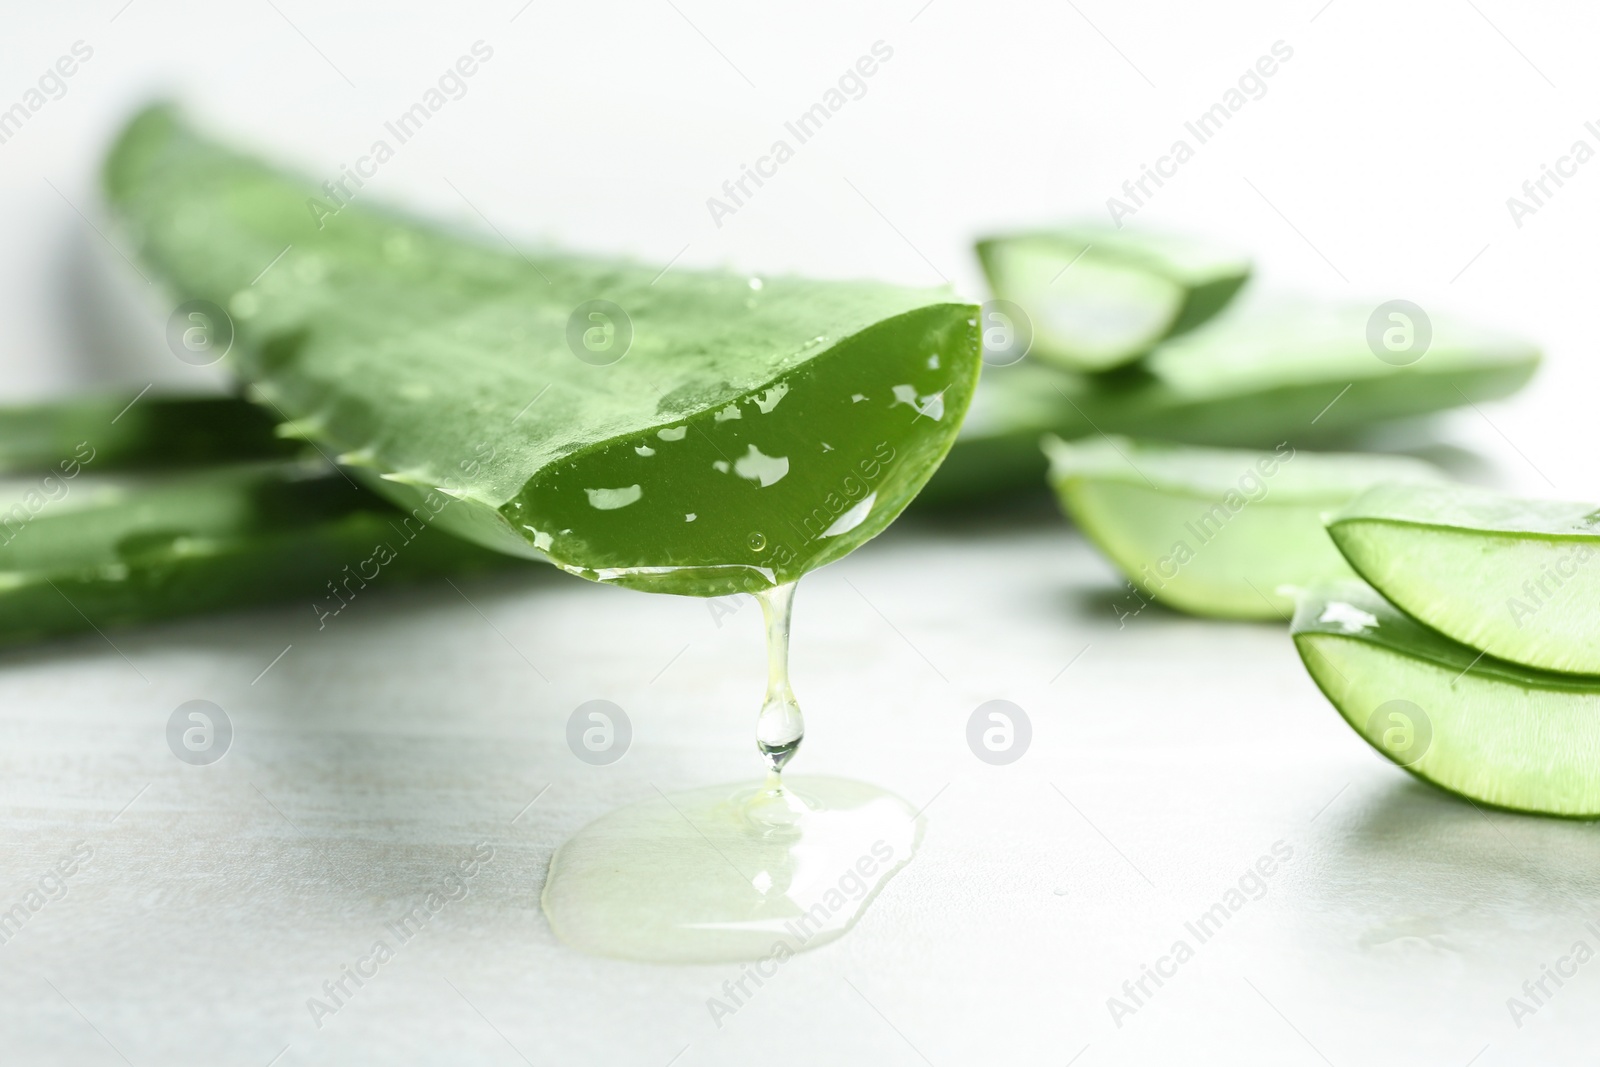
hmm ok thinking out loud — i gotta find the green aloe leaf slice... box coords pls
[1328,482,1600,674]
[924,302,1539,506]
[0,394,291,472]
[1045,436,1439,619]
[103,106,981,597]
[1292,579,1600,817]
[977,226,1250,373]
[0,462,512,645]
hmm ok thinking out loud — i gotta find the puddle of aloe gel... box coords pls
[541,582,922,964]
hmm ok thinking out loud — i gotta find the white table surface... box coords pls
[3,508,1598,1067]
[3,1,1599,1063]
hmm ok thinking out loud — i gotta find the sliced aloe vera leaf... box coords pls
[1045,435,1439,619]
[976,226,1250,372]
[104,106,980,598]
[1292,579,1600,817]
[1328,483,1600,674]
[922,302,1539,506]
[0,393,290,472]
[0,462,512,645]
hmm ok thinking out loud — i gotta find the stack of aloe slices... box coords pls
[923,229,1541,505]
[0,103,985,647]
[1293,483,1600,817]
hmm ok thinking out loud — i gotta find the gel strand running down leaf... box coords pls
[926,299,1538,506]
[1328,482,1600,675]
[104,105,981,598]
[977,226,1250,372]
[1044,435,1440,619]
[542,584,923,963]
[1292,580,1600,817]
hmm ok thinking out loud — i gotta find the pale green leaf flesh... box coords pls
[924,302,1539,505]
[103,106,981,597]
[1329,482,1600,674]
[1045,435,1439,619]
[1293,580,1600,817]
[976,226,1250,372]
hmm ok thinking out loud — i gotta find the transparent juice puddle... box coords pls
[541,583,923,963]
[542,775,920,963]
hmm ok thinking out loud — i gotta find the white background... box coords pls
[0,1,1597,1064]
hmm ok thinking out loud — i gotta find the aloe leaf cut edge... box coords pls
[1292,579,1600,818]
[1328,482,1600,675]
[1044,435,1441,619]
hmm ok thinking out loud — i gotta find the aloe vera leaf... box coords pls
[976,227,1250,372]
[102,106,981,598]
[0,393,290,472]
[1292,579,1600,817]
[0,462,513,645]
[1328,483,1600,674]
[1044,435,1439,619]
[921,302,1539,506]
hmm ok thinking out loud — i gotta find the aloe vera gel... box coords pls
[542,584,921,963]
[106,107,968,963]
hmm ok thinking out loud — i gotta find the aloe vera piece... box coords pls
[1292,580,1600,817]
[103,106,980,598]
[1045,435,1439,619]
[976,227,1250,372]
[922,302,1539,506]
[0,462,511,645]
[1328,483,1600,674]
[0,393,289,472]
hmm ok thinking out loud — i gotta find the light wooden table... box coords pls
[0,507,1593,1065]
